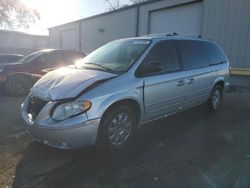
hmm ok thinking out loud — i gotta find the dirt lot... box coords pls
[0,86,250,188]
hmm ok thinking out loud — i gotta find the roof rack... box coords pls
[141,33,207,40]
[166,32,178,36]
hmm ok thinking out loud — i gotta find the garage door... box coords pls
[61,29,78,50]
[149,2,203,36]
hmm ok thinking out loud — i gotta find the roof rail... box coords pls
[166,32,178,36]
[141,33,208,40]
[141,33,167,37]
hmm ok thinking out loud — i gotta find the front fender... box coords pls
[86,89,144,124]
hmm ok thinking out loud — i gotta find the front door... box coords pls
[139,40,185,122]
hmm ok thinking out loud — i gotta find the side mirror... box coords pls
[138,60,162,76]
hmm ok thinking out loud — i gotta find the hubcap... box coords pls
[212,88,221,109]
[108,112,132,146]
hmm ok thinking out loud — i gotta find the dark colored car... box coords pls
[0,49,85,96]
[0,54,24,64]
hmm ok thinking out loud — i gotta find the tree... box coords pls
[0,0,40,29]
[104,0,122,10]
[129,0,147,4]
[104,0,147,10]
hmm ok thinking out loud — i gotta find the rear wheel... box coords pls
[4,74,35,97]
[208,85,223,112]
[98,105,136,149]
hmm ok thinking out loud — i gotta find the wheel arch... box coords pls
[215,81,225,90]
[100,98,142,129]
[5,72,40,84]
[212,77,225,90]
[4,72,37,96]
[5,72,34,81]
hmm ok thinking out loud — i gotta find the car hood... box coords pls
[0,62,21,68]
[30,67,117,101]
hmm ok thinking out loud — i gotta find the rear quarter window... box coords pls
[175,40,209,70]
[205,42,227,65]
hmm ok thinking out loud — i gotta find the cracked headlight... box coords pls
[52,100,91,121]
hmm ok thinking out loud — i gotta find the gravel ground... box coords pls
[0,86,250,188]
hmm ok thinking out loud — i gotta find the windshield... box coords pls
[17,50,48,64]
[75,39,151,73]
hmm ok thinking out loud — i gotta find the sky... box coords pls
[18,0,132,35]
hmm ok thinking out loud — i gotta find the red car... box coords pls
[0,49,85,96]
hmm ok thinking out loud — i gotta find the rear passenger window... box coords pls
[176,40,209,70]
[143,40,181,73]
[205,42,226,65]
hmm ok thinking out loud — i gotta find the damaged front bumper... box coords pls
[21,94,100,149]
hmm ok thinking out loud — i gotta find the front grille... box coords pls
[28,96,48,119]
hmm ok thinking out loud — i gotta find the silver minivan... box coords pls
[21,35,230,149]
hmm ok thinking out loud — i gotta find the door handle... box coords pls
[176,80,185,86]
[186,78,194,84]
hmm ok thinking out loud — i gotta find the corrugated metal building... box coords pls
[49,0,250,72]
[0,29,49,55]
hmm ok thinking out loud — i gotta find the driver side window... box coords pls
[36,54,50,65]
[140,40,181,76]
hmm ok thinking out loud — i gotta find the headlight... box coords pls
[52,100,91,121]
[0,68,4,72]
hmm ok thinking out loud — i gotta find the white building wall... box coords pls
[149,2,203,35]
[49,0,200,53]
[49,22,80,50]
[138,0,200,35]
[80,8,137,53]
[202,0,250,68]
[49,0,250,68]
[0,30,48,55]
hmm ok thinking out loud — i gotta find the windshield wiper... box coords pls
[84,62,112,72]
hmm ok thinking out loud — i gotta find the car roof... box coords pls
[0,54,23,57]
[37,49,85,55]
[118,34,214,43]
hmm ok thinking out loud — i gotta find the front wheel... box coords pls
[207,85,223,112]
[98,105,136,149]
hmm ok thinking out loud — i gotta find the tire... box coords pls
[207,84,223,112]
[4,74,35,97]
[97,105,136,150]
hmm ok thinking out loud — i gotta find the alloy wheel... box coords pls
[107,112,132,146]
[212,88,221,110]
